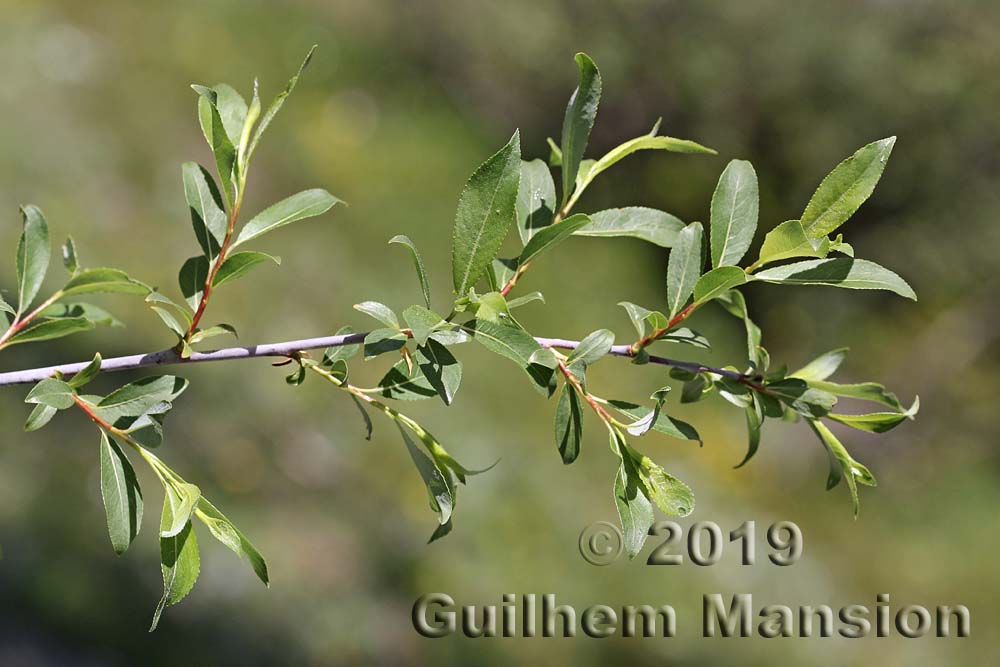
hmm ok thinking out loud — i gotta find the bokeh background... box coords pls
[0,0,996,664]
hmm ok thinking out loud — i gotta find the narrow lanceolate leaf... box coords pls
[574,207,685,247]
[234,189,341,247]
[710,160,758,268]
[246,45,316,162]
[0,293,13,316]
[195,497,269,585]
[213,251,280,288]
[4,317,94,347]
[715,290,761,366]
[398,423,454,525]
[754,220,830,269]
[95,376,189,425]
[451,131,522,295]
[192,86,238,207]
[24,404,57,432]
[16,205,50,313]
[808,419,876,518]
[800,137,896,239]
[607,400,701,443]
[736,393,764,468]
[574,134,716,198]
[100,432,143,555]
[151,514,200,632]
[516,159,557,244]
[554,385,583,464]
[518,213,591,265]
[178,256,209,310]
[160,482,202,538]
[753,258,916,300]
[62,268,149,296]
[567,329,614,366]
[25,378,75,409]
[693,266,747,304]
[666,222,703,318]
[189,324,237,344]
[829,396,919,434]
[182,162,227,258]
[389,235,432,309]
[41,302,122,327]
[354,301,399,328]
[612,436,654,558]
[638,457,695,517]
[790,348,849,382]
[560,53,601,204]
[806,380,902,411]
[62,237,79,275]
[67,353,102,389]
[323,326,360,366]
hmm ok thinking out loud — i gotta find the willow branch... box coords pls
[0,332,753,387]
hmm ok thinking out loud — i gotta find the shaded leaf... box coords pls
[828,396,919,433]
[554,385,583,464]
[68,353,102,388]
[178,256,209,310]
[612,435,653,558]
[397,423,454,525]
[518,213,591,265]
[16,204,50,313]
[182,162,227,258]
[516,159,557,244]
[24,403,57,432]
[403,305,443,346]
[608,400,701,443]
[808,419,876,518]
[62,236,79,275]
[470,320,554,395]
[560,53,602,203]
[389,235,432,309]
[753,258,915,300]
[100,432,143,555]
[363,328,406,359]
[574,207,685,247]
[666,222,703,318]
[150,515,199,631]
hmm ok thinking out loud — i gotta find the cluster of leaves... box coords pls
[5,49,919,627]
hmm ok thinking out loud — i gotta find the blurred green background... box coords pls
[0,0,996,664]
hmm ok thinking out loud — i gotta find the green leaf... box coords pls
[195,497,269,586]
[16,204,50,313]
[828,396,919,433]
[95,376,189,425]
[753,219,830,269]
[560,53,601,204]
[41,302,123,327]
[363,328,406,359]
[237,79,261,173]
[354,301,399,328]
[68,353,102,388]
[656,327,710,349]
[574,207,685,247]
[62,268,149,296]
[608,400,701,443]
[182,162,227,258]
[680,374,713,403]
[150,514,200,632]
[397,422,454,525]
[800,137,896,239]
[234,189,341,248]
[638,456,695,517]
[100,432,143,555]
[506,292,545,309]
[710,160,758,268]
[693,266,747,304]
[209,84,249,147]
[766,378,838,418]
[389,235,432,309]
[213,251,280,288]
[24,403,57,432]
[790,348,849,382]
[518,213,591,265]
[618,301,654,338]
[25,378,75,409]
[189,324,237,344]
[322,326,360,366]
[666,222,704,318]
[807,380,902,410]
[612,435,653,558]
[192,86,238,207]
[567,328,614,366]
[0,293,13,317]
[160,482,202,538]
[4,317,93,347]
[403,305,443,346]
[735,393,764,468]
[246,45,316,164]
[554,385,583,464]
[62,236,79,275]
[178,256,209,310]
[378,341,462,405]
[753,258,916,300]
[574,134,716,200]
[470,320,554,395]
[516,159,557,244]
[808,419,876,518]
[451,131,522,295]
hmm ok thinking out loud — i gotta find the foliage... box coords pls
[1,50,917,629]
